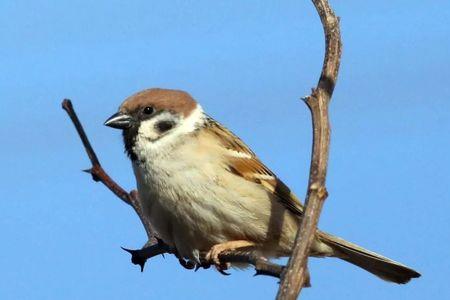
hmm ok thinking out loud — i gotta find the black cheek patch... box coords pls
[155,120,176,133]
[123,125,139,161]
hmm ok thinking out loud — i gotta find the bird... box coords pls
[104,88,420,284]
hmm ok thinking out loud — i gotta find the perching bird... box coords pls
[104,88,420,284]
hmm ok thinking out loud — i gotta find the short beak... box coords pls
[104,112,133,129]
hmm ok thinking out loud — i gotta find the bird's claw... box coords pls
[215,263,231,276]
[178,258,196,270]
[205,244,232,275]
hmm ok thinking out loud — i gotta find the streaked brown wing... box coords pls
[205,117,304,217]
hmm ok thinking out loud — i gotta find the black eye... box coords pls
[143,106,154,115]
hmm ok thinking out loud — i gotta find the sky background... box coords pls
[1,0,449,299]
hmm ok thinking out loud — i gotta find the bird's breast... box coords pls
[131,136,297,260]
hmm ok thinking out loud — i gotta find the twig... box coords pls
[62,99,155,240]
[276,0,342,299]
[62,99,286,278]
[121,245,287,279]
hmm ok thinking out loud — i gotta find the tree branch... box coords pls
[62,99,286,279]
[276,0,342,299]
[62,99,156,240]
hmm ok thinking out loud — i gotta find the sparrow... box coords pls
[104,88,420,284]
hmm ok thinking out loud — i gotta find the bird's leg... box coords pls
[205,240,255,273]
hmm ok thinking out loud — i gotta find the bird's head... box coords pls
[104,88,204,160]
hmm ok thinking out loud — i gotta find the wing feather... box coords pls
[205,117,304,217]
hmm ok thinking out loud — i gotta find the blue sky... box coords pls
[1,1,449,299]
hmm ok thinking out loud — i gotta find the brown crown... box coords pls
[120,88,197,117]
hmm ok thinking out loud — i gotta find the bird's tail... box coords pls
[317,231,420,284]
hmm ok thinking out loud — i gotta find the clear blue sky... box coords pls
[1,1,448,299]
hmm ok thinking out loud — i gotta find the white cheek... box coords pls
[136,105,205,153]
[175,104,204,135]
[138,118,160,141]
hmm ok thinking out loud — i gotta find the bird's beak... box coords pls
[104,112,133,129]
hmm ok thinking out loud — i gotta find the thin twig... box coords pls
[62,99,287,278]
[121,245,287,278]
[276,0,342,299]
[62,100,130,204]
[62,99,155,239]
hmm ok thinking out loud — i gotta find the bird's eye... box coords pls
[143,106,154,115]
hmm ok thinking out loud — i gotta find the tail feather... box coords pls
[317,231,421,284]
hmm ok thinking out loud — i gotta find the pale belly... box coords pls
[133,158,299,262]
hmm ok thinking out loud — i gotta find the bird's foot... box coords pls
[205,240,255,275]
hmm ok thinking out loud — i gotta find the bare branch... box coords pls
[62,99,155,239]
[121,244,288,279]
[62,100,129,204]
[276,0,342,299]
[62,99,287,278]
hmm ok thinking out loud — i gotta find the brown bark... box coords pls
[275,0,342,299]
